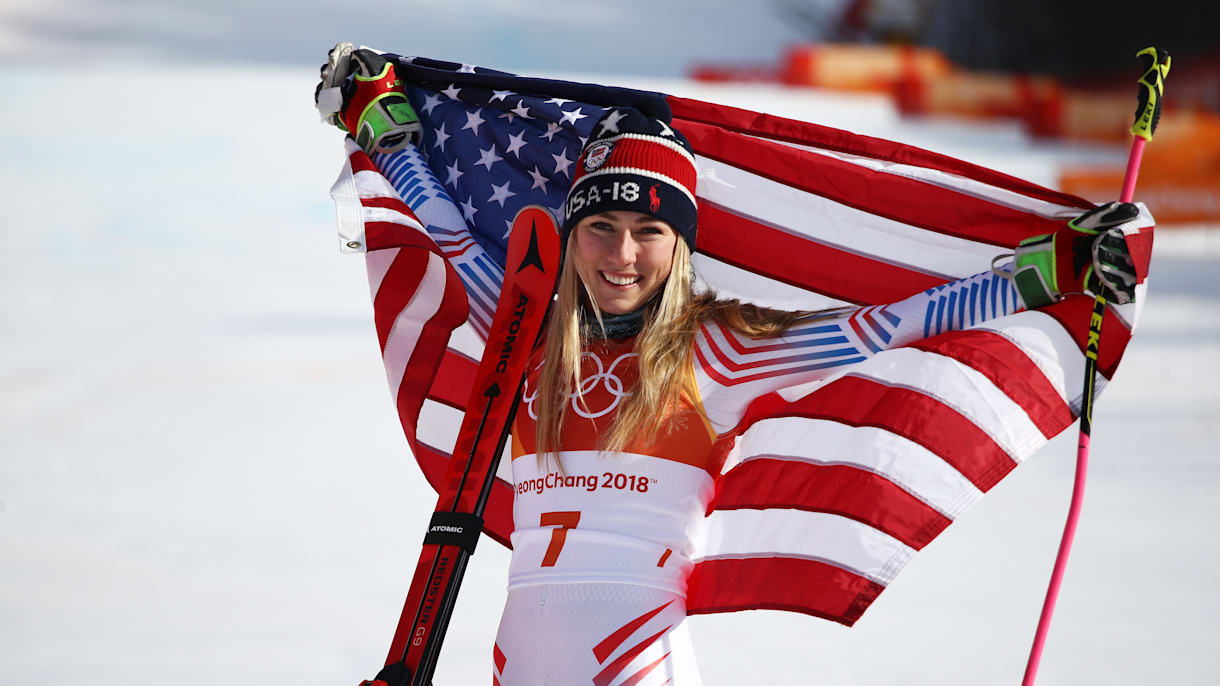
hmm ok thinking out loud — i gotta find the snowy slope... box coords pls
[1,65,1217,686]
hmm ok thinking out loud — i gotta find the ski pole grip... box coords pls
[1131,47,1170,141]
[423,511,484,554]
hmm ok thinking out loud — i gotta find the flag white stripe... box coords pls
[692,254,851,312]
[365,248,400,298]
[840,348,1048,461]
[352,168,409,204]
[736,419,983,519]
[974,311,1085,408]
[383,252,449,401]
[695,156,1004,279]
[361,205,428,234]
[758,135,1086,220]
[697,508,915,586]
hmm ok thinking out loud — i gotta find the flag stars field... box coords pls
[398,71,601,269]
[504,131,527,158]
[541,122,563,142]
[596,109,628,135]
[460,196,478,222]
[527,165,549,191]
[462,110,485,135]
[488,181,516,208]
[445,160,463,185]
[559,108,587,126]
[434,124,450,151]
[476,146,503,171]
[510,102,532,119]
[552,149,573,177]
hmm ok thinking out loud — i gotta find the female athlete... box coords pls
[490,105,1141,685]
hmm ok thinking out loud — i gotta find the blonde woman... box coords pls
[492,106,1141,685]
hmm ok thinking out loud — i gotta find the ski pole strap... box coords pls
[423,512,484,554]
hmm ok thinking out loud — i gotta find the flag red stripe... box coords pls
[1040,296,1132,379]
[385,253,467,437]
[738,376,1018,492]
[427,349,478,411]
[373,249,431,352]
[364,220,434,252]
[697,202,944,304]
[911,330,1074,438]
[686,556,884,627]
[679,118,1067,249]
[348,148,378,175]
[666,95,1094,211]
[712,459,951,550]
[361,195,416,215]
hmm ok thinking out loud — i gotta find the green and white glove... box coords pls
[314,42,422,154]
[1010,202,1140,308]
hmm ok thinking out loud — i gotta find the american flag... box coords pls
[328,53,1154,626]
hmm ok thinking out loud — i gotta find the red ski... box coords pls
[362,205,561,686]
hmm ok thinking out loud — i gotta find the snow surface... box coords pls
[2,65,1218,685]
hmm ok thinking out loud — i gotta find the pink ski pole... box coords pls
[1021,46,1169,686]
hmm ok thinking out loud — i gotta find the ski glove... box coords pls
[1010,202,1141,308]
[314,42,422,154]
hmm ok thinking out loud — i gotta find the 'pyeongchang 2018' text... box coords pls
[517,471,653,496]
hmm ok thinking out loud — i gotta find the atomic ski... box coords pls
[361,205,561,686]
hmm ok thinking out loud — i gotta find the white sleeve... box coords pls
[694,266,1024,433]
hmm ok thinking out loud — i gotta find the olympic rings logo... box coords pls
[523,351,638,420]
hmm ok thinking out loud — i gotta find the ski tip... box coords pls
[507,205,561,279]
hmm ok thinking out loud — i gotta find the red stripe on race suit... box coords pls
[911,329,1075,439]
[666,95,1094,211]
[686,556,885,627]
[593,625,672,686]
[593,600,674,664]
[493,642,507,673]
[619,651,672,686]
[737,376,1018,492]
[711,459,951,551]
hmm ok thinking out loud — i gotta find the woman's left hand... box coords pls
[1011,202,1142,308]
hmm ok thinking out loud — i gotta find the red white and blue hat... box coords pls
[563,105,699,249]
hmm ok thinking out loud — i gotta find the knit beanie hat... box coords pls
[562,104,698,249]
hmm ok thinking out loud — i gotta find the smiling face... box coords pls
[571,210,678,315]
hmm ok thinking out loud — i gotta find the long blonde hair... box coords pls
[534,231,811,461]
